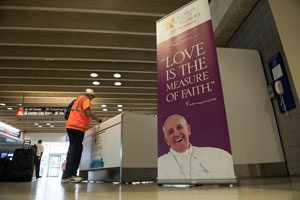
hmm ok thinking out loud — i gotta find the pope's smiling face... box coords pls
[163,115,191,153]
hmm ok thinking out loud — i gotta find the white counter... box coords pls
[80,112,157,182]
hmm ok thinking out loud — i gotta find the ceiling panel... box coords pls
[0,0,234,135]
[0,29,156,49]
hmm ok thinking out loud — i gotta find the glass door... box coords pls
[47,154,61,177]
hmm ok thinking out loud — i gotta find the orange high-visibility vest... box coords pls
[66,96,91,132]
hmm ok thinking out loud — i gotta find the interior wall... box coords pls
[210,0,233,31]
[24,132,67,143]
[217,48,285,165]
[226,0,300,175]
[210,0,260,46]
[269,0,300,101]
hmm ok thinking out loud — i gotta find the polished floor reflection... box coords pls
[0,177,299,200]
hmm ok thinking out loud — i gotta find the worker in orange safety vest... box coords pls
[62,88,104,183]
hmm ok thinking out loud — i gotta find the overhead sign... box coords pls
[0,121,21,138]
[16,106,24,116]
[23,107,65,115]
[16,107,66,121]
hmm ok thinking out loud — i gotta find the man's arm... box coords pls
[40,145,44,157]
[86,108,102,123]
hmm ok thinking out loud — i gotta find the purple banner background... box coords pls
[157,20,232,157]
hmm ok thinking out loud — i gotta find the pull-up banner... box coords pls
[157,0,235,184]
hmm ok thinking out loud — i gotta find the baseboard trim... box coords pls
[157,179,237,185]
[234,162,288,178]
[84,168,157,183]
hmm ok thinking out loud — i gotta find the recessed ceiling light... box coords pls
[0,103,6,106]
[46,123,51,126]
[113,73,121,78]
[101,104,107,107]
[50,125,54,128]
[90,73,98,78]
[117,104,123,108]
[118,109,123,112]
[38,125,43,128]
[93,81,100,86]
[102,108,108,111]
[45,58,54,61]
[7,107,13,110]
[114,82,121,86]
[34,123,39,126]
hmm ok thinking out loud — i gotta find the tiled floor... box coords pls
[0,177,299,200]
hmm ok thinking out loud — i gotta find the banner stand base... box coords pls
[157,179,237,186]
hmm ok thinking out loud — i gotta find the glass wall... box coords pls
[39,142,68,177]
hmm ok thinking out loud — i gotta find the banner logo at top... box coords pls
[156,0,211,44]
[164,18,175,31]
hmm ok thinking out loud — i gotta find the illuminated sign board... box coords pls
[0,122,21,138]
[16,107,66,121]
[23,107,65,115]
